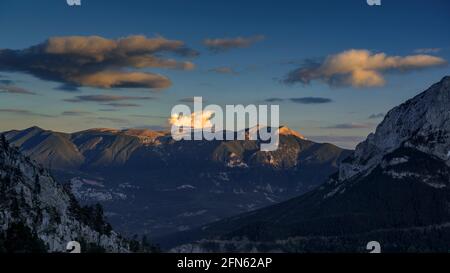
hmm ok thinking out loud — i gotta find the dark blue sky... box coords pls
[0,0,449,148]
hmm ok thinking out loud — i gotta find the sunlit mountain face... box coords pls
[0,0,449,253]
[4,125,351,237]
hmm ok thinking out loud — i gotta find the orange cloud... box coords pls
[0,35,197,90]
[203,35,264,52]
[70,71,171,89]
[285,49,447,87]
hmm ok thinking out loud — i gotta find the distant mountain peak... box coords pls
[79,128,120,133]
[278,125,306,140]
[242,125,306,140]
[22,126,44,133]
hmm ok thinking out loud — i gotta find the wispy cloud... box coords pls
[264,98,285,103]
[289,97,333,104]
[97,117,130,124]
[368,113,384,119]
[0,108,53,117]
[208,66,239,75]
[414,48,441,54]
[64,94,154,103]
[0,35,198,91]
[54,83,80,92]
[130,114,167,119]
[203,35,264,53]
[103,102,141,107]
[62,110,91,116]
[0,84,35,95]
[264,97,333,104]
[178,97,208,103]
[283,49,447,88]
[98,109,119,112]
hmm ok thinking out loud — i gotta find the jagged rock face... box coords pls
[340,76,450,181]
[0,139,129,252]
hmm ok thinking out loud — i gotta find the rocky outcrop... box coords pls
[339,76,450,181]
[0,136,129,252]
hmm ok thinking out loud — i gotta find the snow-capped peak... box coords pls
[278,125,306,140]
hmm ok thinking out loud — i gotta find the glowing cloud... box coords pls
[0,35,197,90]
[169,110,215,129]
[284,49,447,87]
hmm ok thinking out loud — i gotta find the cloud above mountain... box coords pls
[97,117,130,124]
[178,97,209,103]
[62,110,91,116]
[284,49,447,88]
[0,108,53,117]
[368,113,385,119]
[203,35,264,52]
[64,94,154,103]
[103,102,141,108]
[264,97,333,104]
[0,35,197,90]
[289,97,333,104]
[0,84,35,95]
[414,48,441,54]
[208,66,239,75]
[169,110,214,129]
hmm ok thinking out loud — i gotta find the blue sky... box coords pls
[0,0,449,148]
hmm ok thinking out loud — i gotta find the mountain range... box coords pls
[162,76,450,252]
[3,76,448,252]
[3,125,350,238]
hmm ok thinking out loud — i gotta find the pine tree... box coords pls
[10,196,20,218]
[0,134,7,148]
[34,175,41,194]
[4,222,47,253]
